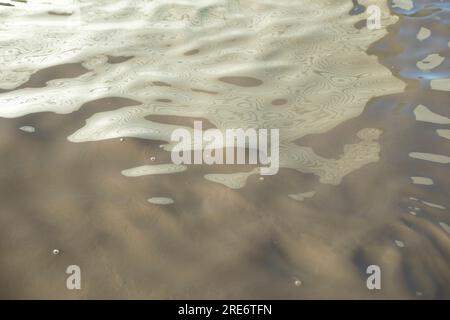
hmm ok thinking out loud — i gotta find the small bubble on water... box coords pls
[395,240,405,248]
[120,138,124,142]
[52,249,60,255]
[150,156,156,161]
[294,279,302,287]
[259,176,264,181]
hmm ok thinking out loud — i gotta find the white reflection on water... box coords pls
[0,0,405,188]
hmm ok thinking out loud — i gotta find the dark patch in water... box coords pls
[48,11,73,16]
[155,99,172,103]
[23,63,89,89]
[191,88,218,95]
[408,8,440,17]
[349,0,366,16]
[218,76,263,87]
[152,81,171,87]
[354,19,367,30]
[247,239,298,285]
[107,56,134,64]
[184,49,200,56]
[271,98,288,106]
[2,63,89,92]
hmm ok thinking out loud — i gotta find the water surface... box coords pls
[0,0,449,299]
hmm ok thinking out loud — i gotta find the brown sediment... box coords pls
[152,81,172,87]
[218,76,263,87]
[107,56,134,64]
[354,19,367,29]
[271,98,288,106]
[48,11,73,16]
[184,49,200,56]
[154,98,172,103]
[191,88,218,95]
[7,63,89,91]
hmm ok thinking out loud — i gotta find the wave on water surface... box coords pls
[0,0,405,187]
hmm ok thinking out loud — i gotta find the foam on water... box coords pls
[416,27,431,41]
[204,168,260,189]
[421,200,446,210]
[19,125,35,133]
[409,152,450,164]
[440,222,450,235]
[395,240,405,248]
[147,197,174,205]
[431,78,450,91]
[414,104,450,124]
[0,0,404,188]
[437,129,450,140]
[392,0,414,11]
[121,164,187,177]
[416,54,445,71]
[288,191,316,202]
[410,176,433,185]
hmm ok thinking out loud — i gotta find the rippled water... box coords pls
[0,0,449,299]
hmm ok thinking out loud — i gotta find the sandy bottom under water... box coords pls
[0,0,449,299]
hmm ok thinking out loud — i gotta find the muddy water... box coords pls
[0,0,449,299]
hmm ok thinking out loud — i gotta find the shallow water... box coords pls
[0,0,449,299]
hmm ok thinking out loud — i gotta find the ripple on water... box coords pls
[147,197,174,205]
[0,0,402,189]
